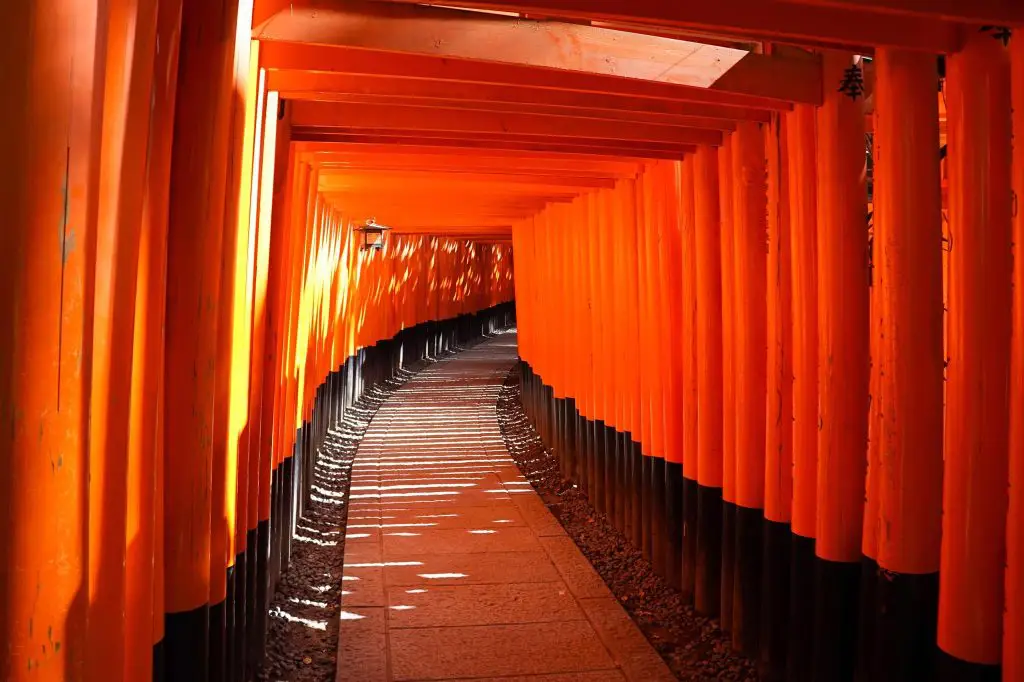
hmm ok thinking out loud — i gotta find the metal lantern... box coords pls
[355,218,391,251]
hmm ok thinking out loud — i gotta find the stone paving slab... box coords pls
[336,335,671,682]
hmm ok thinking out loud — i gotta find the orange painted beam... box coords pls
[259,42,794,111]
[256,2,749,88]
[315,170,618,189]
[287,92,740,131]
[365,0,964,51]
[257,2,819,103]
[293,132,695,159]
[291,101,724,146]
[267,70,773,122]
[780,0,1024,25]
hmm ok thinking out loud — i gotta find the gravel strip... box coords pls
[495,368,759,682]
[258,343,480,681]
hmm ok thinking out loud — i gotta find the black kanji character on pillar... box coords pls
[837,63,865,101]
[979,25,1012,46]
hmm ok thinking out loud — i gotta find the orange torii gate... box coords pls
[3,1,1024,681]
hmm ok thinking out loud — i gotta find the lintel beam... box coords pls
[362,0,965,52]
[259,42,797,109]
[255,2,821,102]
[290,101,723,146]
[268,71,772,122]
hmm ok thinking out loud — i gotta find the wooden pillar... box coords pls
[210,33,259,680]
[93,0,166,677]
[636,175,655,561]
[814,51,870,682]
[148,0,185,671]
[939,31,1013,679]
[865,47,944,682]
[0,3,106,679]
[761,110,793,681]
[662,163,686,591]
[623,181,645,548]
[679,156,700,604]
[163,0,242,677]
[718,133,737,632]
[730,119,769,658]
[785,103,819,682]
[1008,34,1024,682]
[693,145,724,617]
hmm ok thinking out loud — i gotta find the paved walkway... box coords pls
[336,333,673,682]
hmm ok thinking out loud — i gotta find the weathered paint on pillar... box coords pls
[730,119,768,657]
[694,145,724,618]
[1007,33,1024,682]
[939,30,1013,677]
[814,50,869,682]
[869,47,944,682]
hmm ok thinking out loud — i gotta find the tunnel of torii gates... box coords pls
[4,1,1024,682]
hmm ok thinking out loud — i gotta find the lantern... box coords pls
[355,218,391,251]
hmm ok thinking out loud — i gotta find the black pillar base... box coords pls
[936,650,1001,682]
[209,595,226,682]
[869,564,939,682]
[732,504,763,656]
[787,533,816,682]
[165,604,210,682]
[721,500,737,632]
[650,456,667,579]
[812,556,861,682]
[758,519,791,681]
[641,455,653,563]
[681,476,699,604]
[695,484,723,617]
[664,461,684,591]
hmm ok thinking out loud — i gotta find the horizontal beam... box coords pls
[280,92,738,130]
[779,0,1024,25]
[362,0,964,52]
[260,42,795,110]
[317,170,618,189]
[305,150,641,173]
[291,101,723,145]
[292,141,669,164]
[268,71,772,122]
[254,2,749,89]
[293,132,691,159]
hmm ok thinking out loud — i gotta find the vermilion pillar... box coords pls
[939,32,1013,679]
[718,133,737,632]
[693,145,724,617]
[163,0,241,677]
[730,119,768,658]
[662,163,686,591]
[1007,35,1024,682]
[623,181,645,547]
[92,0,164,677]
[867,47,944,681]
[679,156,700,603]
[785,103,818,682]
[761,111,793,681]
[0,3,106,679]
[814,51,870,682]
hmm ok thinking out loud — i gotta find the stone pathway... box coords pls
[336,333,674,682]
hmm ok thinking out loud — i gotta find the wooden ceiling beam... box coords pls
[361,0,964,52]
[259,42,795,110]
[279,92,738,130]
[254,2,821,102]
[316,170,619,189]
[292,141,665,164]
[779,0,1024,26]
[294,133,691,160]
[268,71,773,122]
[290,101,723,146]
